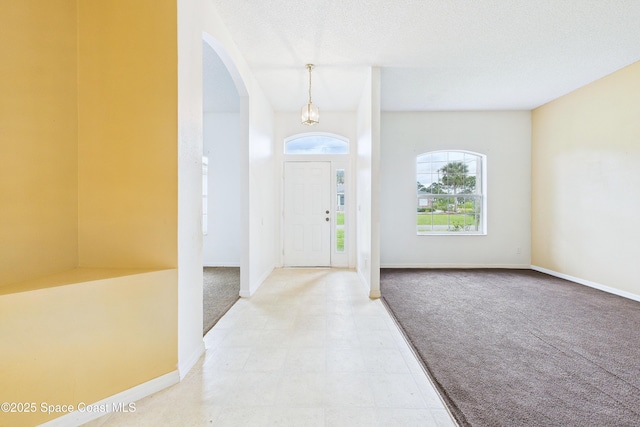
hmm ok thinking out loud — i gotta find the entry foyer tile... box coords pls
[83,269,454,427]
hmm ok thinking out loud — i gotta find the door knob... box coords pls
[325,210,329,214]
[325,218,329,222]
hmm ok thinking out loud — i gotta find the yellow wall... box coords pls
[0,270,178,427]
[0,0,177,282]
[532,61,640,295]
[0,1,79,286]
[77,0,178,268]
[0,1,180,425]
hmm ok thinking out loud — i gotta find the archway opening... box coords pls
[201,35,247,335]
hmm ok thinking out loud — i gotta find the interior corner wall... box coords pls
[1,3,180,425]
[370,68,381,296]
[248,92,276,295]
[380,111,531,268]
[178,0,205,378]
[356,68,382,296]
[0,0,79,286]
[532,61,640,296]
[77,0,178,269]
[203,112,242,266]
[74,0,179,409]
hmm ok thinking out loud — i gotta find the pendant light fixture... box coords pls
[301,64,319,125]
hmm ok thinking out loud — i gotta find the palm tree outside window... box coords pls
[416,150,486,234]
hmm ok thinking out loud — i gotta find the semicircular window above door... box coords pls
[284,133,349,155]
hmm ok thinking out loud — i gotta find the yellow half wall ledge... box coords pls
[0,269,178,427]
[0,267,169,296]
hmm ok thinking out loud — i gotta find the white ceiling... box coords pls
[209,0,640,112]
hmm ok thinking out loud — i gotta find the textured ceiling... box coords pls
[210,0,640,111]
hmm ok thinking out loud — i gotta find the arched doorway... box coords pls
[201,34,249,334]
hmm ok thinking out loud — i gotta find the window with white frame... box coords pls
[416,150,486,234]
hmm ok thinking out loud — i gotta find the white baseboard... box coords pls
[203,262,241,267]
[356,267,374,297]
[39,370,179,427]
[178,341,205,380]
[241,265,274,297]
[531,265,640,303]
[380,263,531,269]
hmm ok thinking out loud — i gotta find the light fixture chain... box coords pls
[307,64,313,103]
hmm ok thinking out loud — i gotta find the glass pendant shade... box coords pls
[301,102,319,125]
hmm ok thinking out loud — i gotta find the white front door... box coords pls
[284,162,331,266]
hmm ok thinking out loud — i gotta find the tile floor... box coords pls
[85,268,456,426]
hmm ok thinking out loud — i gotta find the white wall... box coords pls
[177,0,205,378]
[203,113,241,266]
[274,111,358,268]
[201,3,276,298]
[247,92,276,295]
[177,0,276,377]
[356,68,381,297]
[380,111,531,268]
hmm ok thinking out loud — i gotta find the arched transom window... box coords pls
[284,133,349,155]
[416,150,486,234]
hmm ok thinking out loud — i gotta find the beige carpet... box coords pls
[203,267,240,336]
